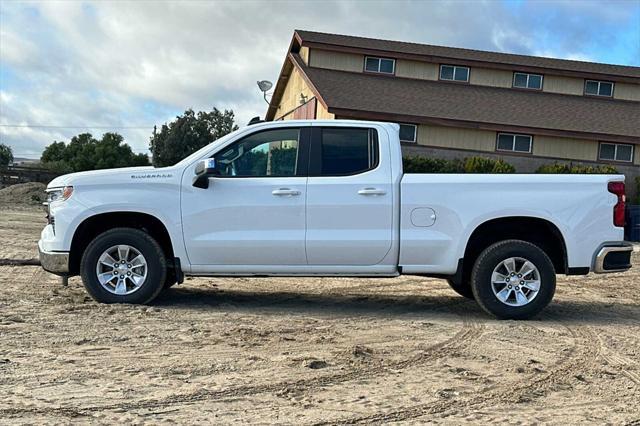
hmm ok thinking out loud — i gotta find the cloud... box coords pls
[0,0,638,159]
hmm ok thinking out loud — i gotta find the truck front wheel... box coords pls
[471,240,556,320]
[446,278,474,299]
[80,228,167,304]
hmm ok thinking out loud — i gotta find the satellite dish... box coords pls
[257,80,273,93]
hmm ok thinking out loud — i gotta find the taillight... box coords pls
[608,181,626,227]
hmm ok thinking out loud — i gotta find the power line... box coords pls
[0,124,155,129]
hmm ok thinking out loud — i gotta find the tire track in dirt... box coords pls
[0,317,485,419]
[315,323,600,425]
[592,326,640,386]
[0,258,40,266]
[0,332,459,388]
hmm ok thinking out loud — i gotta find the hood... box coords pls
[47,166,167,188]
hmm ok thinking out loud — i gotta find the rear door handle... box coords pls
[272,188,301,196]
[358,188,386,196]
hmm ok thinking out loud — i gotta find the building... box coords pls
[266,30,640,193]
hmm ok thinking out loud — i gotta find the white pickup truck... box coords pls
[39,120,632,319]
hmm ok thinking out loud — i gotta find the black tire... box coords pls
[80,228,167,304]
[446,278,474,299]
[471,239,556,320]
[163,271,177,290]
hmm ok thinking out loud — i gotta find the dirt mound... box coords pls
[0,182,47,205]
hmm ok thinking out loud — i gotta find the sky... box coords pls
[1,0,639,159]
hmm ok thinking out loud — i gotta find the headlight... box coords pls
[46,186,74,203]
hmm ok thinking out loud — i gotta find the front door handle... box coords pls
[272,188,301,196]
[358,188,386,196]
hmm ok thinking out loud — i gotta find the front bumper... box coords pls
[38,240,69,275]
[594,243,633,273]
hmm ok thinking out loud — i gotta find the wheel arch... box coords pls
[69,212,175,276]
[462,216,568,277]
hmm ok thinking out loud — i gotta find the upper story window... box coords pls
[513,72,543,90]
[399,124,417,143]
[364,56,395,74]
[317,128,379,176]
[599,142,634,163]
[440,64,469,82]
[585,80,614,97]
[496,133,532,153]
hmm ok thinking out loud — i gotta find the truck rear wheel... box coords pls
[471,240,556,320]
[80,228,167,304]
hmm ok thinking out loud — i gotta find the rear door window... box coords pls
[311,128,379,176]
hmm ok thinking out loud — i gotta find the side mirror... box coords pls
[193,158,218,189]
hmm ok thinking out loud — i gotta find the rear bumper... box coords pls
[594,243,633,274]
[38,240,69,275]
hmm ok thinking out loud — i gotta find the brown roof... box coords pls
[296,30,640,81]
[290,54,640,143]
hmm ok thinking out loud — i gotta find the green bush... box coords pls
[402,156,460,173]
[535,162,618,174]
[635,176,640,204]
[491,160,517,174]
[403,155,515,174]
[462,157,515,174]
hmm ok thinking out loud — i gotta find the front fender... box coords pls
[61,184,188,270]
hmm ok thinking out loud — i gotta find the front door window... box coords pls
[214,128,300,177]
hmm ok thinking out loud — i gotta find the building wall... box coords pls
[532,135,598,162]
[274,67,315,120]
[469,67,513,88]
[299,46,310,65]
[542,75,585,95]
[417,125,496,152]
[316,102,335,119]
[615,83,640,101]
[395,59,438,80]
[309,49,362,72]
[306,48,640,100]
[414,124,639,165]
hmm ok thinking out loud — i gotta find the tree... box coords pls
[41,133,150,173]
[0,143,13,168]
[150,108,239,167]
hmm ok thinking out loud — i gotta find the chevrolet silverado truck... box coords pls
[38,120,633,319]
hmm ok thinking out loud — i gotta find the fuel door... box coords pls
[410,207,437,227]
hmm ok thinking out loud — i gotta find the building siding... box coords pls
[533,136,598,162]
[615,82,640,102]
[395,59,438,80]
[543,75,585,95]
[316,102,335,119]
[469,67,513,88]
[299,46,310,65]
[416,125,497,152]
[274,67,314,120]
[415,125,632,165]
[309,49,362,72]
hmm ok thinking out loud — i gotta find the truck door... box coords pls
[181,127,309,267]
[305,126,393,265]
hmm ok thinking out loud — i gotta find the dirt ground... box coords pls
[0,205,639,425]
